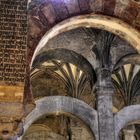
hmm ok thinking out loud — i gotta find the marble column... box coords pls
[96,68,115,140]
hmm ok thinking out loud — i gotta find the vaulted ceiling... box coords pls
[27,0,140,111]
[30,27,140,111]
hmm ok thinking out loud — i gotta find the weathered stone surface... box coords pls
[96,69,115,140]
[20,96,98,140]
[103,0,116,15]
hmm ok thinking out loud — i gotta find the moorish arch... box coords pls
[19,96,98,140]
[31,14,140,67]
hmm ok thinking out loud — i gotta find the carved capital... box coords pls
[96,68,114,96]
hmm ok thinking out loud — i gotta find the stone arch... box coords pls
[33,27,100,69]
[31,14,140,67]
[21,96,99,140]
[114,105,140,140]
[32,48,96,84]
[114,54,140,69]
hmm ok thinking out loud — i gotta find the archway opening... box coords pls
[22,113,95,140]
[30,48,97,106]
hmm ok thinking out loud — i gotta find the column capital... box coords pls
[96,68,114,96]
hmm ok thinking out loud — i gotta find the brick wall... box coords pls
[0,0,28,101]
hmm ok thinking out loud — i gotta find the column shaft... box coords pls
[96,69,115,140]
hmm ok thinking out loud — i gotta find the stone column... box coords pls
[96,68,115,140]
[123,126,136,140]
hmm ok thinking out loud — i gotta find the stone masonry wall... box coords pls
[0,0,27,102]
[0,0,28,136]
